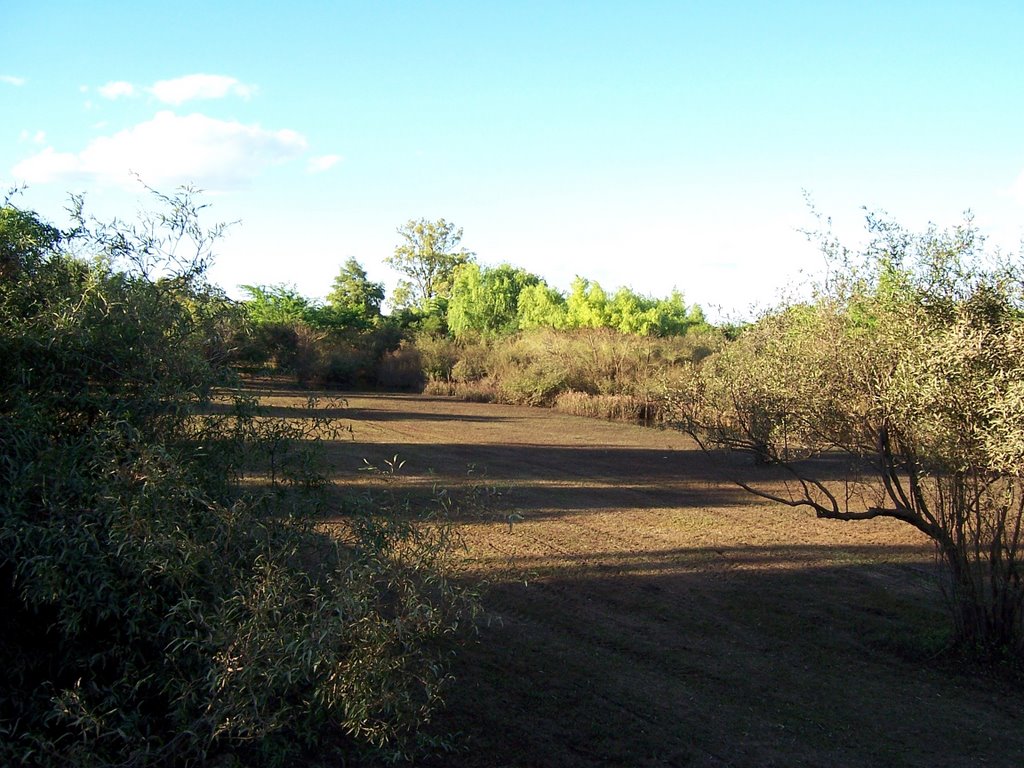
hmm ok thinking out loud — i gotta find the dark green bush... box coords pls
[0,192,474,766]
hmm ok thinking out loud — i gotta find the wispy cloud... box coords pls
[307,154,342,174]
[1,75,26,86]
[12,111,307,189]
[98,80,136,99]
[18,129,46,145]
[148,74,256,106]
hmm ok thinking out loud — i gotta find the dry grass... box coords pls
[258,386,1024,767]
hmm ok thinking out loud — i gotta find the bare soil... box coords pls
[266,387,1024,767]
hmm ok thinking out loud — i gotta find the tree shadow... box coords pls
[323,441,882,521]
[426,544,1023,768]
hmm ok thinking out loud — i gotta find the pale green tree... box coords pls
[386,218,474,310]
[607,286,652,334]
[565,277,612,329]
[447,262,541,338]
[652,290,706,336]
[239,283,316,325]
[516,282,568,330]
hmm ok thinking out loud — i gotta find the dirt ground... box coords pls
[264,388,1024,767]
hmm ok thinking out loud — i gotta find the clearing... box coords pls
[266,387,1024,767]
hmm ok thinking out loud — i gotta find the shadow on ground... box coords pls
[427,546,1023,768]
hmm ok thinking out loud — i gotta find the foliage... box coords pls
[413,331,461,383]
[516,281,569,330]
[386,218,474,310]
[0,193,474,766]
[240,282,318,325]
[0,204,61,281]
[234,278,404,387]
[564,277,612,329]
[327,257,385,325]
[239,283,365,331]
[447,262,541,339]
[674,211,1024,659]
[425,327,722,418]
[533,277,708,337]
[377,342,427,390]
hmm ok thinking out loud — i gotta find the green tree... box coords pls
[327,257,385,322]
[516,281,568,330]
[0,203,61,281]
[676,212,1024,658]
[565,277,611,329]
[652,289,707,336]
[239,282,318,325]
[447,262,541,338]
[386,218,474,310]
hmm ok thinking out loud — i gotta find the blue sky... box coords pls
[4,1,1023,320]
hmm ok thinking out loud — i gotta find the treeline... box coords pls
[234,218,720,419]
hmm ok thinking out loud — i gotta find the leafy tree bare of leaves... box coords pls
[673,211,1024,659]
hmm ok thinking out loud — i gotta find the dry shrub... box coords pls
[414,332,460,382]
[451,379,499,402]
[554,390,665,424]
[377,342,426,390]
[439,328,719,413]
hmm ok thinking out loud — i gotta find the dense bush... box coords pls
[424,327,723,420]
[0,192,474,766]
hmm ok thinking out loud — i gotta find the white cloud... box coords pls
[1,75,26,86]
[12,111,307,189]
[148,74,255,106]
[98,80,136,99]
[18,129,46,144]
[307,154,342,173]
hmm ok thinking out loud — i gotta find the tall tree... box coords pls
[0,204,61,281]
[565,277,611,329]
[239,283,316,325]
[516,282,568,330]
[385,218,474,310]
[327,257,385,321]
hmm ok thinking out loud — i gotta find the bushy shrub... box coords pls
[675,212,1024,659]
[233,318,406,390]
[0,192,474,766]
[426,328,723,418]
[413,331,460,383]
